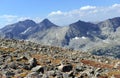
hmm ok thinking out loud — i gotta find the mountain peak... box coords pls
[70,20,92,27]
[40,19,54,25]
[19,19,35,23]
[77,20,85,23]
[17,19,37,27]
[42,19,51,23]
[72,20,85,24]
[39,19,58,28]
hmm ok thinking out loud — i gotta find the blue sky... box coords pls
[0,0,120,28]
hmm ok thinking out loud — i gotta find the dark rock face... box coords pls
[38,19,58,31]
[1,19,37,39]
[65,20,100,44]
[0,19,58,40]
[68,20,100,37]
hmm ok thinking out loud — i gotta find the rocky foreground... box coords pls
[0,39,120,78]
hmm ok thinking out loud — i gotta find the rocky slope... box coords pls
[0,17,120,58]
[0,38,120,78]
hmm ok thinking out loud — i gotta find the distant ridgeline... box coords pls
[0,17,120,58]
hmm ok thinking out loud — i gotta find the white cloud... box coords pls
[32,17,42,23]
[80,6,96,10]
[48,4,120,26]
[0,15,41,28]
[16,17,30,21]
[112,4,120,8]
[0,15,18,22]
[17,17,42,23]
[0,15,18,19]
[0,4,120,28]
[49,10,63,16]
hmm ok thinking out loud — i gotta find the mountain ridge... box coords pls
[0,17,120,58]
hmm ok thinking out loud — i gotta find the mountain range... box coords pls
[0,17,120,58]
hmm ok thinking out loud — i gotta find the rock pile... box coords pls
[0,38,119,78]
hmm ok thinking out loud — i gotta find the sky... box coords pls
[0,0,120,28]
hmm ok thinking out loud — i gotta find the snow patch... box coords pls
[72,36,87,40]
[74,37,79,40]
[81,36,87,39]
[102,40,110,43]
[21,27,31,34]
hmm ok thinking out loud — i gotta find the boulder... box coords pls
[31,66,44,73]
[80,73,89,78]
[58,64,73,72]
[46,70,56,77]
[25,72,42,78]
[8,62,18,69]
[114,62,120,68]
[16,56,28,61]
[4,71,15,78]
[28,58,37,68]
[75,66,86,72]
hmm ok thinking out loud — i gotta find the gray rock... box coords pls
[45,59,51,64]
[63,73,69,78]
[6,55,13,62]
[46,70,56,77]
[31,66,44,73]
[28,58,37,69]
[55,71,63,78]
[8,62,18,69]
[42,74,49,78]
[16,56,28,61]
[25,72,42,78]
[75,66,86,72]
[63,71,74,78]
[1,64,8,69]
[95,68,104,73]
[80,73,89,78]
[58,64,73,72]
[22,64,30,70]
[4,71,15,78]
[68,71,74,77]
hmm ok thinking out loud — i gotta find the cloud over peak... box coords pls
[48,4,120,26]
[0,15,42,28]
[0,4,120,28]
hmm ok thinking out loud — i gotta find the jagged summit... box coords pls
[18,19,36,23]
[70,20,88,26]
[14,19,37,27]
[39,19,58,27]
[41,19,52,23]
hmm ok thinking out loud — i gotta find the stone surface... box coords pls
[58,64,73,72]
[28,58,37,69]
[31,66,44,73]
[0,38,119,78]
